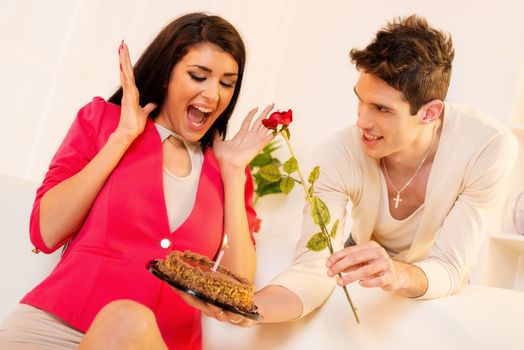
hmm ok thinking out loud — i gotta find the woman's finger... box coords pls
[120,41,135,84]
[253,103,275,130]
[119,41,141,109]
[118,41,126,90]
[143,102,158,116]
[238,107,259,133]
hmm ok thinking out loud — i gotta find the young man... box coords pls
[180,15,518,325]
[245,14,518,324]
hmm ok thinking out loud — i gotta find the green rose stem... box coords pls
[280,130,360,324]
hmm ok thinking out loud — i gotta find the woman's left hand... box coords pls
[213,104,275,173]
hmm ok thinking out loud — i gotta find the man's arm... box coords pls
[254,285,303,323]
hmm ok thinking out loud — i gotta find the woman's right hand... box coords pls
[37,42,158,250]
[171,288,260,327]
[116,41,157,140]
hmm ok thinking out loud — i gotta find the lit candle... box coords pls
[211,234,228,272]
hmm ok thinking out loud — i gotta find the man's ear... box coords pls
[420,100,444,124]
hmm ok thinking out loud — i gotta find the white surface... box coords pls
[481,232,524,292]
[491,232,524,253]
[0,174,59,320]
[203,284,524,350]
[203,232,524,350]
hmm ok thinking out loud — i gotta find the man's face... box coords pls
[354,71,424,160]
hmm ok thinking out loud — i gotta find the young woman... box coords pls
[0,12,273,349]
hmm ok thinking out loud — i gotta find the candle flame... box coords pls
[221,233,228,249]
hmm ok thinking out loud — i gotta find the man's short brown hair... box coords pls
[350,15,454,115]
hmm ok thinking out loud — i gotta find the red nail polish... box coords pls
[119,63,122,71]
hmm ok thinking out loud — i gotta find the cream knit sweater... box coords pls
[269,102,518,317]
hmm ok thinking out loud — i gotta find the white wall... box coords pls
[1,0,523,244]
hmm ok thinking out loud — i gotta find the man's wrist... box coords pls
[394,261,428,298]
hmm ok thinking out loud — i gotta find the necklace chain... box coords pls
[381,120,439,208]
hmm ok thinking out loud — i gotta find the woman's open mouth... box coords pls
[187,105,214,130]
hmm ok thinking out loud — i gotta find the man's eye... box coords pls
[188,73,205,82]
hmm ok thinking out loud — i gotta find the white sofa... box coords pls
[2,174,524,350]
[0,174,60,319]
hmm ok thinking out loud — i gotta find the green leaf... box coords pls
[250,153,272,169]
[330,219,340,239]
[306,232,328,252]
[308,166,320,184]
[262,140,281,154]
[251,140,282,170]
[283,157,298,174]
[308,185,314,197]
[311,196,330,227]
[253,175,282,197]
[279,176,295,194]
[260,164,281,182]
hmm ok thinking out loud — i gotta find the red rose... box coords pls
[262,109,293,129]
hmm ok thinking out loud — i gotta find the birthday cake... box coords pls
[156,250,256,313]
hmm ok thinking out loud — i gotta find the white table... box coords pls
[203,283,524,350]
[202,233,524,350]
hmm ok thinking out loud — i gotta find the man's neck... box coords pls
[384,120,441,177]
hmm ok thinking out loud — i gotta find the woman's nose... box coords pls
[202,80,219,103]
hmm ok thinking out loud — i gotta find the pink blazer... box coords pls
[21,97,258,349]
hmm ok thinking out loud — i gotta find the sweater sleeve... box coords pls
[414,131,518,299]
[268,129,361,316]
[29,97,109,253]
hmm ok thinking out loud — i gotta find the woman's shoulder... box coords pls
[78,96,120,119]
[74,96,121,134]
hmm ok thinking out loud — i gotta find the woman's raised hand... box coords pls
[116,40,157,140]
[213,104,275,173]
